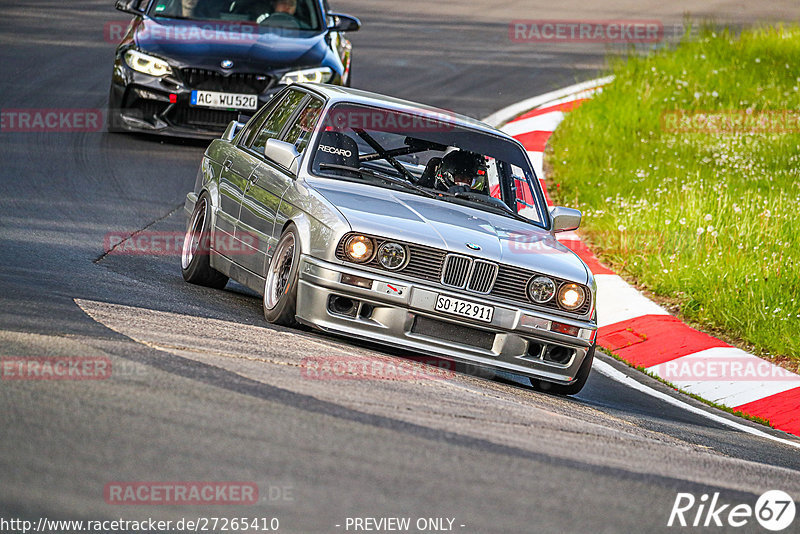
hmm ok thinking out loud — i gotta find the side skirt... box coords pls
[211,250,266,295]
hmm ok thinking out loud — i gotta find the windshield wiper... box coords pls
[318,163,437,198]
[443,191,533,224]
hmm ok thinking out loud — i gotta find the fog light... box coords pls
[544,345,574,365]
[328,295,358,317]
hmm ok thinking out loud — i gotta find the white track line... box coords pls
[483,75,614,128]
[593,359,800,450]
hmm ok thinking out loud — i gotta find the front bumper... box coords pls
[109,64,285,138]
[296,256,597,385]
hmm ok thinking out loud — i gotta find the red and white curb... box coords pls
[486,78,800,438]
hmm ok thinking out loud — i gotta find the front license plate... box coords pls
[190,90,258,111]
[434,295,494,323]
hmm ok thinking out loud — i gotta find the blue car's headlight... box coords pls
[124,49,173,77]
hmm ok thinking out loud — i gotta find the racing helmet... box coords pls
[438,150,487,191]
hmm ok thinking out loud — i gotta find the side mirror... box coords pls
[264,139,300,176]
[115,0,145,15]
[327,13,361,32]
[550,206,582,233]
[222,120,246,142]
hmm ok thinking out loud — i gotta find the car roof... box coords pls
[296,83,511,139]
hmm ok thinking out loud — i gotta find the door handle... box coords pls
[223,159,233,169]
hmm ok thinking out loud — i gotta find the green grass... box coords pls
[548,23,800,363]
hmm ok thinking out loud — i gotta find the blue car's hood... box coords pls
[135,18,327,71]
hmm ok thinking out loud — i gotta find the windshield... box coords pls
[150,0,323,30]
[309,103,547,227]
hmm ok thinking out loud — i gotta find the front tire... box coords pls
[181,193,229,289]
[263,224,301,326]
[107,86,126,133]
[532,344,595,396]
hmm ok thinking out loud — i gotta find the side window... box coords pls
[249,90,306,154]
[510,164,542,223]
[284,99,324,154]
[240,92,287,148]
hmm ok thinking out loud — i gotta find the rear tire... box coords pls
[263,224,301,327]
[532,344,595,396]
[181,193,229,289]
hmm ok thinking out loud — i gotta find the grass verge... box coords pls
[548,23,800,364]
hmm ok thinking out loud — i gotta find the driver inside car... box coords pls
[436,150,488,194]
[260,0,300,26]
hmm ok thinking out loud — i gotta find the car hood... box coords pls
[134,18,327,71]
[307,178,590,284]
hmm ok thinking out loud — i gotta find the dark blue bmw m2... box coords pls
[108,0,360,137]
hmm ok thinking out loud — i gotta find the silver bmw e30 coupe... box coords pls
[181,82,598,394]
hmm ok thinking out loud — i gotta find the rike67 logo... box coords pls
[668,490,796,531]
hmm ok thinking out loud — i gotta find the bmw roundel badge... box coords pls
[465,243,481,251]
[220,59,234,69]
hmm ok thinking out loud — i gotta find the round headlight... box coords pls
[558,283,586,311]
[528,276,556,303]
[377,242,407,270]
[344,235,374,263]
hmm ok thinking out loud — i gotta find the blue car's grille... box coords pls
[179,69,275,94]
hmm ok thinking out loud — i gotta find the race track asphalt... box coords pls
[1,1,799,532]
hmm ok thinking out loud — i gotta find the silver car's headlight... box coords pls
[528,276,556,303]
[124,49,173,77]
[377,242,407,270]
[280,67,333,84]
[558,283,586,311]
[344,235,374,263]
